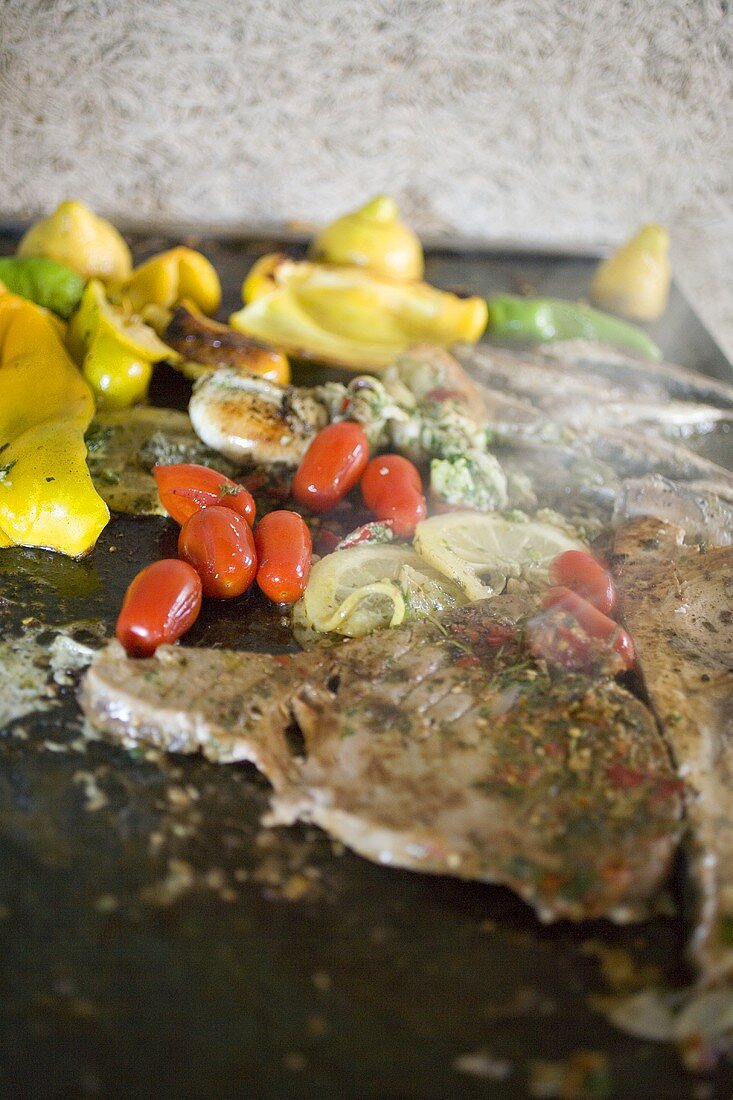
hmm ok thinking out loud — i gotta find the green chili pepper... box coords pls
[486,294,661,361]
[0,257,85,319]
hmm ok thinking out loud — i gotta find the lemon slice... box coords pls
[69,279,174,363]
[299,544,465,638]
[414,511,586,600]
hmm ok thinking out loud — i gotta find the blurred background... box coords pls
[1,0,731,355]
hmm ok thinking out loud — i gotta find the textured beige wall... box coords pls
[1,0,731,355]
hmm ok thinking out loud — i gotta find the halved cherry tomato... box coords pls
[361,454,426,537]
[542,586,635,668]
[292,422,370,513]
[254,510,312,603]
[178,506,257,598]
[549,550,616,614]
[153,463,255,527]
[116,559,202,657]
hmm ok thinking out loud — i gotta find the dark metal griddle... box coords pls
[1,231,732,1099]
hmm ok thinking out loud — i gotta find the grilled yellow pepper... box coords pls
[233,255,487,371]
[308,195,424,281]
[17,200,132,284]
[122,247,221,316]
[68,279,177,409]
[0,294,109,556]
[590,225,670,322]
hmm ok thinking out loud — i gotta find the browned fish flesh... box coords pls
[613,517,733,985]
[80,599,682,923]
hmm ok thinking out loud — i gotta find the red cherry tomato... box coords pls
[153,463,255,527]
[254,510,312,603]
[292,422,370,513]
[361,454,422,501]
[178,505,257,599]
[542,586,635,668]
[360,454,427,537]
[549,550,616,614]
[380,489,428,537]
[116,559,202,657]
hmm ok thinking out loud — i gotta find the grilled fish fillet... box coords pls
[613,517,733,985]
[79,600,682,923]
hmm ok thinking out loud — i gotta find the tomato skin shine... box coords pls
[116,559,202,657]
[361,454,426,537]
[153,463,255,526]
[542,586,635,668]
[549,550,616,614]
[293,422,370,513]
[178,506,257,599]
[254,510,312,603]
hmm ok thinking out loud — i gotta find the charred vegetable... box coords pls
[162,304,290,384]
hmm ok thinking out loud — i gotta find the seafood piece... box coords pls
[458,344,733,434]
[586,426,733,489]
[497,444,621,527]
[189,369,329,466]
[613,476,733,546]
[537,341,733,410]
[613,518,733,985]
[80,599,682,923]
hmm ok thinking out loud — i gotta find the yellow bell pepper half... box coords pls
[17,200,132,285]
[68,279,177,409]
[0,294,109,557]
[234,255,488,371]
[122,247,221,316]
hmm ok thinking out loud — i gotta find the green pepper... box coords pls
[0,257,86,319]
[486,294,661,361]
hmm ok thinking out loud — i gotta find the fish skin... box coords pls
[536,341,733,410]
[585,426,733,489]
[79,599,682,924]
[458,344,733,434]
[613,476,733,546]
[613,517,733,985]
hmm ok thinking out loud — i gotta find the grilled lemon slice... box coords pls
[299,544,464,638]
[414,511,586,600]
